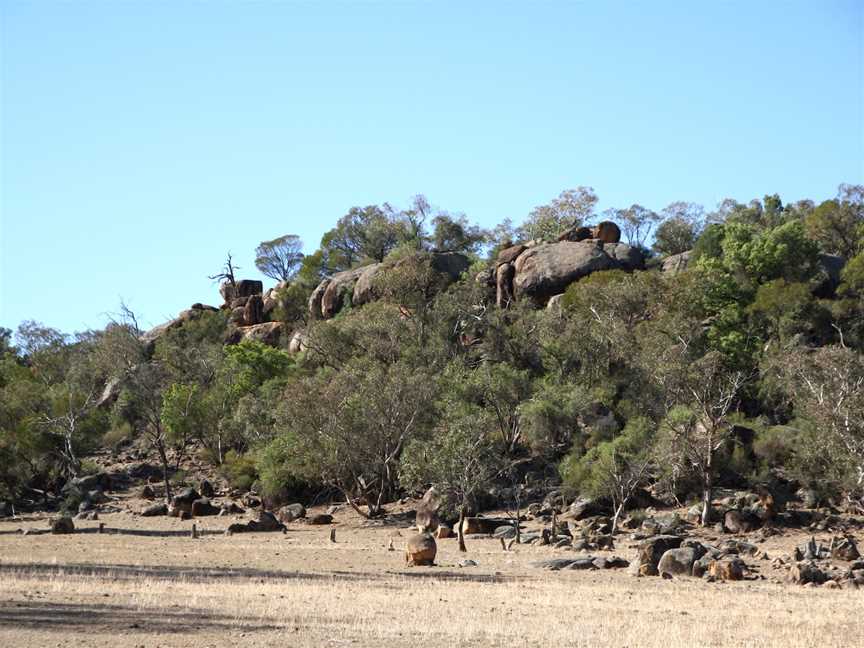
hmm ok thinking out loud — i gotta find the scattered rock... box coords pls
[191,498,219,517]
[228,510,287,534]
[199,480,215,498]
[169,488,201,518]
[658,546,705,578]
[566,497,601,521]
[633,535,683,576]
[220,501,245,515]
[707,558,745,582]
[277,503,306,523]
[461,517,503,535]
[789,561,827,586]
[141,503,167,517]
[242,494,261,508]
[831,536,860,562]
[436,525,454,539]
[724,509,760,534]
[494,525,517,540]
[308,514,333,525]
[50,517,75,535]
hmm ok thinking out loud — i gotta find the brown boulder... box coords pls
[789,561,826,585]
[405,532,437,566]
[592,221,621,243]
[141,502,167,517]
[708,558,745,581]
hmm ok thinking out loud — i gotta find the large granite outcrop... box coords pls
[308,251,470,320]
[488,221,642,306]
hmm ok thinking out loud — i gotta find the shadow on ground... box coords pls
[0,561,515,585]
[0,600,282,634]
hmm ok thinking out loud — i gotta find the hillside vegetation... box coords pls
[2,185,863,528]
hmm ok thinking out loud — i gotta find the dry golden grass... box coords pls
[2,565,862,648]
[1,504,862,647]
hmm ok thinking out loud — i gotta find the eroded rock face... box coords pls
[661,250,692,274]
[140,304,219,346]
[352,264,384,307]
[308,278,331,321]
[239,294,263,326]
[322,267,368,318]
[309,252,470,320]
[288,330,309,354]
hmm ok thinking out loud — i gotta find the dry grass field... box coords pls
[1,502,862,648]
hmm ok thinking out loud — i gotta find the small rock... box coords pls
[458,559,477,568]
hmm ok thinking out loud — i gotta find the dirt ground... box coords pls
[1,496,862,648]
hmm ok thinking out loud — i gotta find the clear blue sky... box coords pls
[1,1,861,335]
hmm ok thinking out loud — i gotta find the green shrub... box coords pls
[219,450,258,492]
